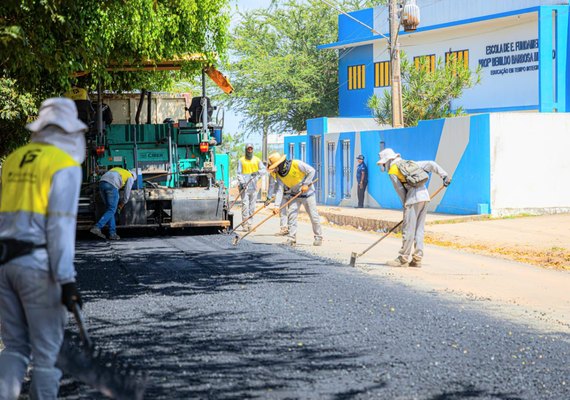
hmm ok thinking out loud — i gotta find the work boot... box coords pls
[108,233,121,241]
[313,238,323,246]
[90,226,106,240]
[286,238,296,246]
[409,257,422,268]
[386,256,409,267]
[276,227,289,236]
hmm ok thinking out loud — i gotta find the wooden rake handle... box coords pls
[233,178,318,246]
[357,185,446,258]
[229,196,275,234]
[228,174,258,210]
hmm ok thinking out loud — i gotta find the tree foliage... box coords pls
[228,0,373,136]
[0,0,230,155]
[368,54,482,127]
[1,0,230,95]
[0,78,36,158]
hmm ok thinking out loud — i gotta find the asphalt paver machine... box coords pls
[77,65,234,232]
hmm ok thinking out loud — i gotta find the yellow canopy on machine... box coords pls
[73,53,234,94]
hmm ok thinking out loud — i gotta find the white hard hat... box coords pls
[26,97,88,134]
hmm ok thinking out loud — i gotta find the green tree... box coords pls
[367,54,482,127]
[1,0,230,156]
[228,0,370,136]
[0,78,36,159]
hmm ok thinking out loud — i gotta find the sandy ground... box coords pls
[234,207,570,335]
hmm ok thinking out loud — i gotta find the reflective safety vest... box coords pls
[239,155,261,174]
[109,167,132,188]
[274,160,306,188]
[388,163,406,183]
[0,143,79,215]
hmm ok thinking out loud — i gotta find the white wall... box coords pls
[373,0,567,33]
[490,113,570,215]
[373,14,539,111]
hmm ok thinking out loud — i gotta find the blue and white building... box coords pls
[284,0,570,216]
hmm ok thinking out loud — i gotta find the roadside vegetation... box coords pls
[368,54,482,127]
[0,0,230,158]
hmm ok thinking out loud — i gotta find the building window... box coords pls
[327,141,336,198]
[300,142,306,162]
[445,49,469,69]
[342,140,351,199]
[414,54,436,72]
[348,65,366,90]
[374,61,391,87]
[288,142,295,160]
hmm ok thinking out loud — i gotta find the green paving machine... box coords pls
[77,67,234,231]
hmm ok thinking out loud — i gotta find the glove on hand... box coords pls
[238,184,246,192]
[300,185,309,193]
[443,176,452,187]
[61,282,83,313]
[271,207,279,215]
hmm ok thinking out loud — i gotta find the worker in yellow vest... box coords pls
[0,98,86,399]
[90,167,136,240]
[377,148,451,268]
[237,144,266,231]
[267,152,323,246]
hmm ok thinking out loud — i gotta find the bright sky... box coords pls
[223,0,273,145]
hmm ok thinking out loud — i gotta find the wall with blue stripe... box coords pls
[286,115,492,215]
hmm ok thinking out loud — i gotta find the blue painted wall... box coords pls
[436,115,491,215]
[339,44,374,117]
[338,8,374,43]
[285,115,493,215]
[539,5,569,112]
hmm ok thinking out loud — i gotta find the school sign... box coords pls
[284,0,570,216]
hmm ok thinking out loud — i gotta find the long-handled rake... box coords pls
[57,304,147,399]
[228,196,275,235]
[227,174,257,210]
[349,185,446,267]
[232,179,318,246]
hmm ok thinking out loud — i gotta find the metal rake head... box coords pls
[58,332,147,400]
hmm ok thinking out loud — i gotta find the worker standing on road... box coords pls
[0,98,85,399]
[237,144,266,231]
[356,154,368,208]
[268,174,290,236]
[377,148,451,268]
[267,152,323,246]
[90,167,136,241]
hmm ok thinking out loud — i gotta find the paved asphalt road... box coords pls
[53,233,569,400]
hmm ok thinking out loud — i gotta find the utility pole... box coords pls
[389,0,404,128]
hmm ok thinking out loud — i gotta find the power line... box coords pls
[319,0,390,41]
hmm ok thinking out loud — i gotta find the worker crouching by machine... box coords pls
[90,167,136,240]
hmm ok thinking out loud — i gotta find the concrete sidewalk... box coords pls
[238,201,570,269]
[315,205,570,256]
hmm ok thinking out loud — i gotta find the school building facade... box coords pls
[284,0,570,216]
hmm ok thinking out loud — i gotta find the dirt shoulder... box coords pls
[311,209,570,271]
[423,214,570,270]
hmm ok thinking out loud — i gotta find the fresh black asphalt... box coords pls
[54,233,569,399]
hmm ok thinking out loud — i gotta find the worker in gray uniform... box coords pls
[237,144,266,231]
[267,152,323,246]
[268,174,291,236]
[0,98,85,399]
[377,148,451,267]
